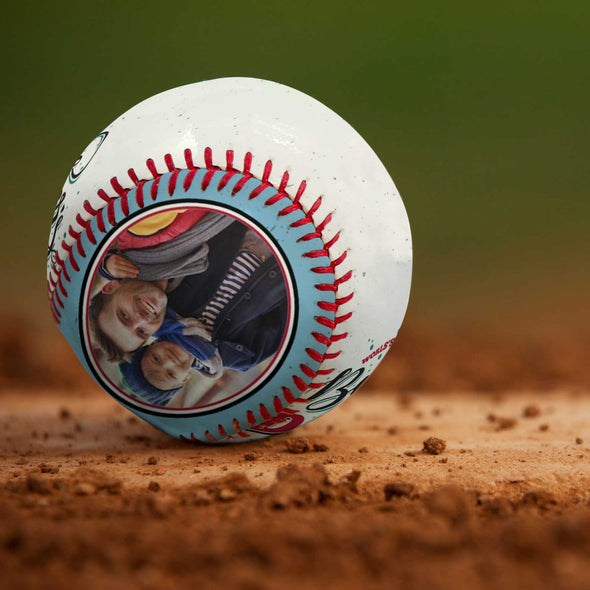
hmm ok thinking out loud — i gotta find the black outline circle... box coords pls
[68,131,109,183]
[79,198,299,418]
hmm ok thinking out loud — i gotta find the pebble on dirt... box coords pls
[423,437,447,455]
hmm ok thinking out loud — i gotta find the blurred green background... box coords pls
[2,0,589,340]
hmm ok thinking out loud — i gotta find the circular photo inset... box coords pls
[83,204,294,414]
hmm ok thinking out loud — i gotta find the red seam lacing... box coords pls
[48,147,354,442]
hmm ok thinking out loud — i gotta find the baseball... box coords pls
[46,78,412,443]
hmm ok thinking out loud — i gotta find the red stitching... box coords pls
[243,152,252,174]
[56,274,67,298]
[273,396,283,413]
[107,200,116,227]
[260,404,271,421]
[226,150,234,170]
[61,240,78,270]
[297,231,321,242]
[323,350,343,360]
[201,168,216,190]
[54,252,70,283]
[232,418,250,438]
[305,347,323,363]
[110,177,125,197]
[293,376,307,392]
[315,316,336,330]
[335,270,353,286]
[97,189,112,204]
[150,175,160,200]
[48,146,355,441]
[96,209,106,234]
[303,249,329,259]
[248,183,267,200]
[279,171,289,193]
[294,180,306,202]
[67,228,85,257]
[331,251,348,267]
[53,286,63,309]
[262,193,286,208]
[48,288,61,322]
[314,312,353,331]
[316,213,332,233]
[311,251,347,275]
[311,266,334,275]
[312,331,347,346]
[217,169,237,191]
[134,181,145,207]
[324,232,340,249]
[83,201,96,216]
[128,168,140,185]
[316,297,354,317]
[304,381,326,390]
[168,169,180,195]
[204,147,214,168]
[335,293,354,306]
[183,169,198,191]
[85,222,97,245]
[146,158,158,177]
[282,387,296,404]
[300,364,319,378]
[184,148,195,169]
[231,176,250,195]
[317,301,338,312]
[262,160,272,183]
[121,192,129,217]
[164,153,175,172]
[278,203,300,217]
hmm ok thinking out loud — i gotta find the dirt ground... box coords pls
[1,320,590,589]
[1,386,589,589]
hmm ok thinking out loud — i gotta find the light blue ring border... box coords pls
[57,168,336,442]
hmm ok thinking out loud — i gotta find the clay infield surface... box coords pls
[1,325,590,590]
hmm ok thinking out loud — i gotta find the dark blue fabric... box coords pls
[169,257,288,372]
[154,308,217,362]
[165,222,247,311]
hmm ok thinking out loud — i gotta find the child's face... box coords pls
[141,341,193,391]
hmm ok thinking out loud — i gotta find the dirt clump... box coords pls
[488,414,518,431]
[191,472,255,504]
[263,464,359,509]
[424,485,473,525]
[384,482,416,500]
[522,404,541,418]
[520,490,558,511]
[285,438,311,454]
[422,436,446,455]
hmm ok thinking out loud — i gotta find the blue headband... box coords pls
[119,347,182,406]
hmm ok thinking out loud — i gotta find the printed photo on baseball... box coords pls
[86,205,290,410]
